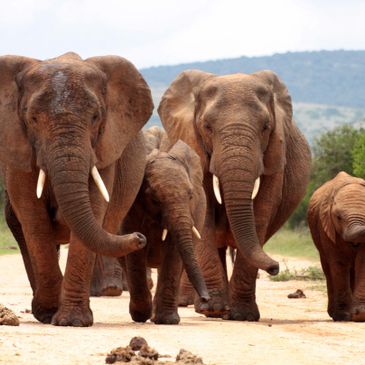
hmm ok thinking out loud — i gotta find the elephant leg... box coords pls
[178,269,195,306]
[90,255,123,297]
[4,197,36,293]
[152,240,183,324]
[351,248,365,321]
[125,249,152,323]
[51,236,95,327]
[317,250,336,320]
[326,254,352,321]
[227,251,259,321]
[194,198,229,318]
[7,172,62,324]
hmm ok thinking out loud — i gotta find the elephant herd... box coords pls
[0,52,363,327]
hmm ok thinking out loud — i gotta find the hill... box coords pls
[141,50,365,108]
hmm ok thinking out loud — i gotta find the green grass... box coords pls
[0,213,18,254]
[270,265,325,282]
[265,227,319,261]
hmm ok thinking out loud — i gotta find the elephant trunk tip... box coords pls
[266,262,280,276]
[199,292,211,303]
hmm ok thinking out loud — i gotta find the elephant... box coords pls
[308,171,365,322]
[0,52,153,326]
[122,126,210,324]
[158,69,311,320]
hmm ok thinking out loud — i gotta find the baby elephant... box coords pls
[123,127,210,324]
[308,171,365,321]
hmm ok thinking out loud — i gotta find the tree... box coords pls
[353,132,365,178]
[288,124,365,228]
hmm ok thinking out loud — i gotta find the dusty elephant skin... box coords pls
[308,171,365,322]
[122,126,209,325]
[0,52,153,326]
[158,69,311,320]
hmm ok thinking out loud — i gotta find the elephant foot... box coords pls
[225,301,260,321]
[151,311,180,325]
[101,286,123,297]
[32,298,58,324]
[129,300,152,323]
[194,289,229,318]
[51,305,93,327]
[328,309,351,321]
[351,303,365,322]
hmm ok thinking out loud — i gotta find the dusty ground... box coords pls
[1,251,365,365]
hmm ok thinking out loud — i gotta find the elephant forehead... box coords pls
[335,184,365,203]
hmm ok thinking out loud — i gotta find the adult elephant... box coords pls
[158,69,311,320]
[1,52,153,326]
[308,172,365,322]
[123,126,209,324]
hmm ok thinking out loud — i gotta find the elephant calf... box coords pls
[123,126,209,324]
[308,171,365,321]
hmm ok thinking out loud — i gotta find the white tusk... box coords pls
[213,174,222,204]
[251,177,261,200]
[192,226,201,240]
[36,169,46,199]
[91,166,110,203]
[162,228,168,242]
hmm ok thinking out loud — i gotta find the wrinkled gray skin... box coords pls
[1,52,153,326]
[122,126,209,324]
[308,171,365,322]
[158,69,311,320]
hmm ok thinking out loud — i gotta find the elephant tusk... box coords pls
[36,169,46,199]
[162,228,168,242]
[192,226,201,240]
[91,166,110,203]
[251,177,261,200]
[213,174,222,204]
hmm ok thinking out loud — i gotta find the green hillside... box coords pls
[141,50,365,108]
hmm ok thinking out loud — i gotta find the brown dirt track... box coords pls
[1,251,365,365]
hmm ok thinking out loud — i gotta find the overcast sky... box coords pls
[0,0,364,69]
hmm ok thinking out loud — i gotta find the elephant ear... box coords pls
[253,70,292,176]
[158,70,214,169]
[169,139,205,217]
[86,56,153,168]
[0,56,39,172]
[143,126,171,155]
[317,172,354,243]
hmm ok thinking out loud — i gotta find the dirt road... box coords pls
[1,251,364,365]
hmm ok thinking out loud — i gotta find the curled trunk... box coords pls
[47,130,145,257]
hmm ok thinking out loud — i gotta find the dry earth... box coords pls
[1,251,365,365]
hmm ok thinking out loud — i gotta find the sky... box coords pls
[0,0,364,69]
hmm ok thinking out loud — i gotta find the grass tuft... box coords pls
[0,213,18,255]
[270,265,325,282]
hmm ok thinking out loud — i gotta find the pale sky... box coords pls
[0,0,364,69]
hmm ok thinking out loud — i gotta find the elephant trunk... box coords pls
[217,138,279,275]
[343,224,365,244]
[169,211,210,301]
[47,127,145,257]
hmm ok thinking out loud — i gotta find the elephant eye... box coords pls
[91,113,99,123]
[262,121,270,132]
[336,214,342,221]
[204,123,212,133]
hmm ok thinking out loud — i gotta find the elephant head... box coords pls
[142,136,209,301]
[158,69,293,275]
[317,172,365,245]
[0,52,153,256]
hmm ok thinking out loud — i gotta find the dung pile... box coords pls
[105,337,211,364]
[0,304,19,326]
